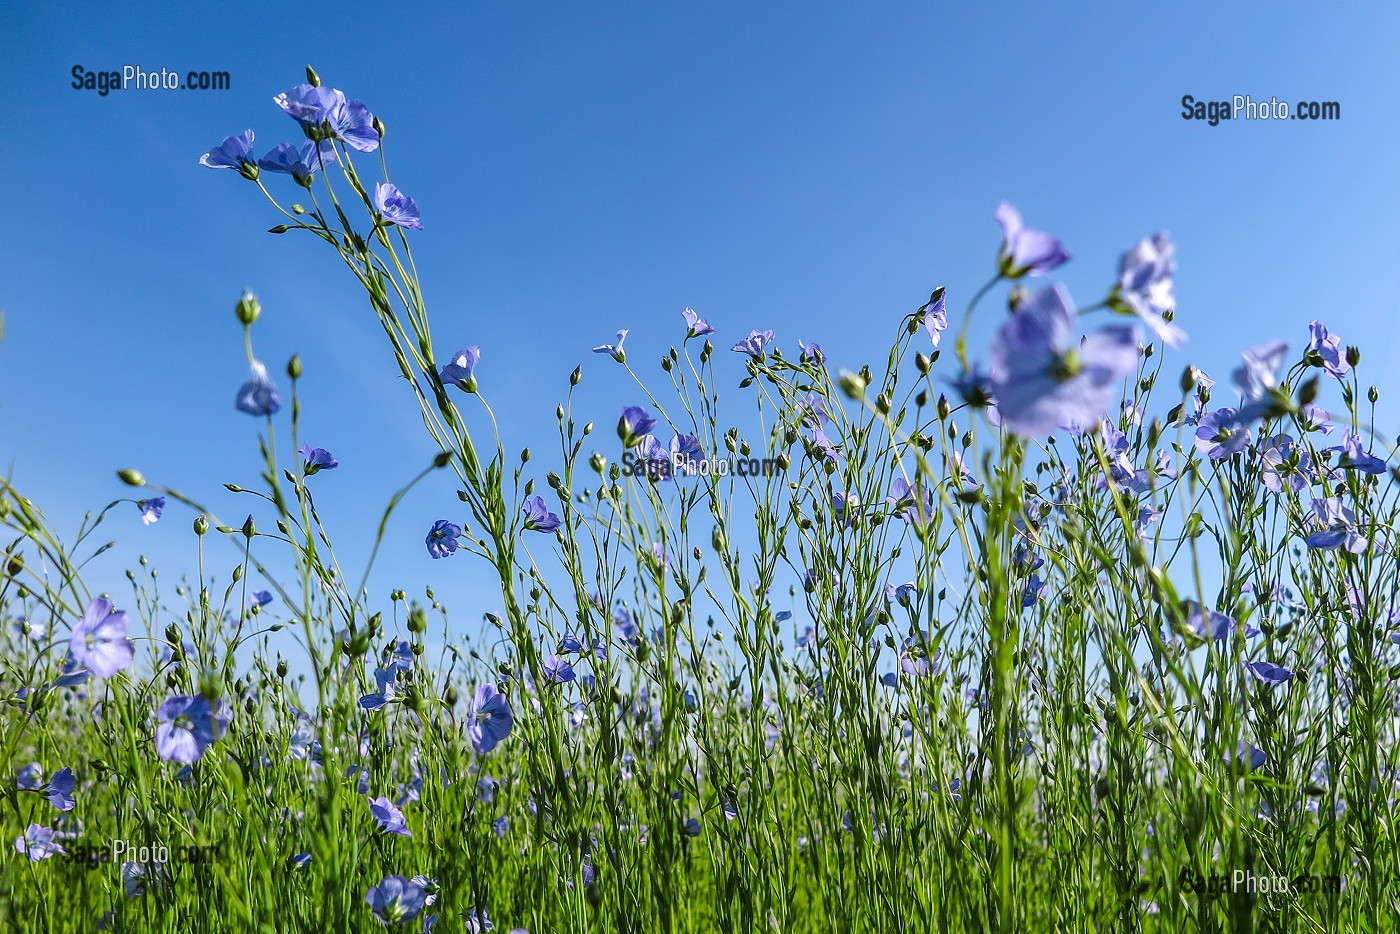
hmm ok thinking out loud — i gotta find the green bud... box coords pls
[915,352,931,374]
[520,448,531,464]
[194,515,208,536]
[590,452,606,474]
[373,116,386,140]
[276,659,289,678]
[242,515,256,538]
[287,354,302,379]
[1347,345,1361,367]
[117,469,146,487]
[570,365,582,386]
[305,65,321,87]
[433,452,452,469]
[837,370,867,399]
[236,290,261,325]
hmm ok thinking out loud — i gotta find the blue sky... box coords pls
[2,0,1397,637]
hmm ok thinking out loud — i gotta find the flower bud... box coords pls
[590,452,606,474]
[242,514,256,538]
[570,365,582,386]
[1347,346,1361,367]
[305,65,321,87]
[117,469,146,487]
[837,370,867,399]
[194,515,208,536]
[433,452,452,469]
[373,116,387,140]
[287,354,302,379]
[236,290,261,325]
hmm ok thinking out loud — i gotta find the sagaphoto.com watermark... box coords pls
[1180,94,1340,126]
[72,65,231,97]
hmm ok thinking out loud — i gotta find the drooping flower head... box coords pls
[592,329,628,363]
[199,130,259,179]
[373,183,423,231]
[1331,430,1387,475]
[425,519,461,559]
[618,406,658,448]
[985,284,1139,437]
[155,695,229,764]
[235,360,282,416]
[468,683,514,753]
[522,495,561,533]
[298,444,339,475]
[994,202,1070,278]
[439,346,481,392]
[1246,660,1294,685]
[137,497,166,525]
[69,597,134,678]
[920,289,948,345]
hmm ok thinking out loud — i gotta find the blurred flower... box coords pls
[14,825,64,861]
[137,497,166,525]
[986,284,1138,437]
[425,519,461,559]
[1331,430,1386,475]
[994,202,1069,278]
[368,796,411,836]
[273,83,343,127]
[468,684,514,753]
[69,597,134,678]
[249,590,273,608]
[374,183,423,231]
[235,360,282,416]
[522,496,561,533]
[155,694,228,764]
[44,768,75,812]
[464,907,494,933]
[592,329,628,363]
[1231,340,1289,422]
[359,667,398,711]
[298,444,338,475]
[1182,602,1233,642]
[1114,233,1185,347]
[16,763,42,791]
[365,875,427,923]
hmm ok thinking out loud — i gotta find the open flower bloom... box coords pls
[986,284,1139,437]
[995,202,1069,278]
[69,597,134,678]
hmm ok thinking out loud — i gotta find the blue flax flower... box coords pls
[235,360,282,416]
[425,519,461,559]
[374,183,423,231]
[994,201,1069,278]
[69,597,134,678]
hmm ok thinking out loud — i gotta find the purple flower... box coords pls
[618,406,658,448]
[682,307,716,338]
[1231,340,1289,422]
[683,817,702,837]
[16,764,42,791]
[249,590,273,608]
[1304,496,1366,553]
[464,907,494,933]
[468,684,514,753]
[272,84,381,151]
[799,340,825,365]
[44,768,75,812]
[137,497,166,525]
[994,202,1069,278]
[886,478,933,525]
[298,444,338,475]
[359,667,398,711]
[1246,660,1294,685]
[273,83,344,128]
[368,796,411,836]
[885,581,917,606]
[985,284,1139,437]
[373,182,423,231]
[898,633,941,677]
[522,495,561,533]
[1227,742,1268,772]
[731,330,774,357]
[1114,233,1185,347]
[438,346,481,391]
[1307,320,1348,378]
[1193,408,1251,460]
[425,519,461,559]
[1331,430,1386,475]
[543,653,576,685]
[235,360,282,416]
[155,695,228,764]
[670,434,704,475]
[1260,434,1314,494]
[592,329,628,363]
[1182,602,1234,642]
[199,130,258,178]
[365,875,427,923]
[919,290,948,345]
[1299,403,1334,435]
[14,825,64,861]
[69,597,134,678]
[258,140,338,185]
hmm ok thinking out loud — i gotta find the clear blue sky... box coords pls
[2,0,1398,636]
